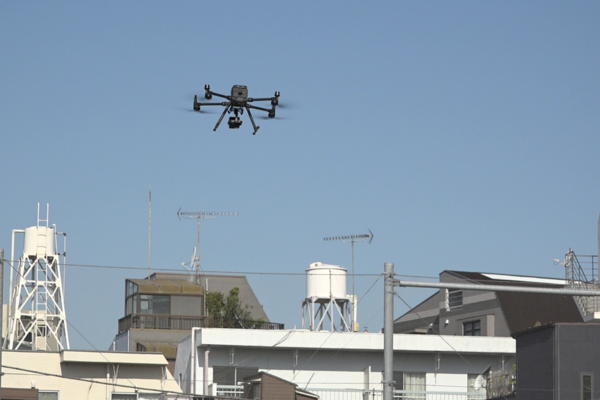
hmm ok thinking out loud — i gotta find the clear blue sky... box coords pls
[1,2,599,350]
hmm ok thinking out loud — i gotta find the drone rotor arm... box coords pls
[207,91,230,100]
[197,101,229,107]
[247,104,272,113]
[247,97,274,102]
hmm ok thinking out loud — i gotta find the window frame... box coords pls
[463,320,481,336]
[446,289,463,310]
[39,391,60,400]
[582,372,593,400]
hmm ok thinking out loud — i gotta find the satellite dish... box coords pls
[473,375,484,391]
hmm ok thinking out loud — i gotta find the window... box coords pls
[250,382,262,400]
[138,394,160,400]
[393,372,425,400]
[111,394,137,400]
[393,371,403,392]
[126,281,138,297]
[213,366,259,385]
[39,392,59,400]
[446,289,463,310]
[464,320,481,336]
[126,297,133,315]
[139,294,170,314]
[582,373,593,400]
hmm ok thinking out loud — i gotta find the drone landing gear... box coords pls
[244,106,260,135]
[213,105,260,135]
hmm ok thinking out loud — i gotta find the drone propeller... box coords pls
[177,106,216,114]
[258,114,290,120]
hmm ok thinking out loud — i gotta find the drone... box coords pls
[193,84,280,135]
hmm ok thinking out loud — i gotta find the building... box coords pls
[111,272,282,374]
[1,350,183,400]
[514,323,600,400]
[394,270,584,337]
[173,328,515,400]
[243,372,319,400]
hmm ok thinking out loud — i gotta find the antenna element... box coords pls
[324,229,373,332]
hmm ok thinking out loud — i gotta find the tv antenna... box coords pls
[324,229,373,331]
[177,209,238,281]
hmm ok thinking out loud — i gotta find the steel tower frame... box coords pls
[6,204,69,351]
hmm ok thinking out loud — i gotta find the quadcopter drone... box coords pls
[193,84,280,135]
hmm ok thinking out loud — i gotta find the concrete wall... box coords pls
[556,324,600,400]
[1,350,182,400]
[179,328,515,397]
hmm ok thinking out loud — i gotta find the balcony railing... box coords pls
[209,386,485,400]
[118,314,284,333]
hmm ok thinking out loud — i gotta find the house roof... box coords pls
[244,372,321,400]
[60,350,169,365]
[129,278,204,295]
[138,272,270,321]
[190,327,515,354]
[445,270,583,333]
[512,322,600,337]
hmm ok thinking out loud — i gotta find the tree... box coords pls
[206,287,257,328]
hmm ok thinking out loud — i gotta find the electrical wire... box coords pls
[394,290,473,368]
[2,364,189,396]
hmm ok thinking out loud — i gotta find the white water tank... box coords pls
[23,226,56,257]
[306,262,347,299]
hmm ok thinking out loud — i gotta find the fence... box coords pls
[303,388,485,400]
[118,314,284,333]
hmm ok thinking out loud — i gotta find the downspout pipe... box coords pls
[191,327,198,394]
[205,345,210,395]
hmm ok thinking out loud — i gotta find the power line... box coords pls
[2,364,189,396]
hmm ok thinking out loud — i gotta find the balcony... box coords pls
[118,313,284,333]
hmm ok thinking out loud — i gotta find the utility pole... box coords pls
[0,249,4,397]
[383,262,394,400]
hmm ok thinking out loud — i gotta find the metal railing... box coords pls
[563,249,600,317]
[212,384,245,398]
[486,371,515,399]
[308,388,484,400]
[118,314,284,333]
[206,386,484,400]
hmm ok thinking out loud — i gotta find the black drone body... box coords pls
[193,84,280,135]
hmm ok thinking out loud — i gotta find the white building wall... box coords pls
[2,350,182,400]
[174,333,194,393]
[177,328,515,397]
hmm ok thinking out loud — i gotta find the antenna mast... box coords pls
[324,229,373,332]
[177,209,238,282]
[148,186,152,278]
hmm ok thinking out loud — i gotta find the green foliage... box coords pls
[206,287,254,328]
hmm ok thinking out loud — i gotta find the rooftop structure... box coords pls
[5,204,69,351]
[514,323,600,400]
[112,272,282,375]
[174,328,515,399]
[394,270,585,337]
[1,349,182,400]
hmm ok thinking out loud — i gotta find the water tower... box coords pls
[6,204,70,351]
[301,262,353,332]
